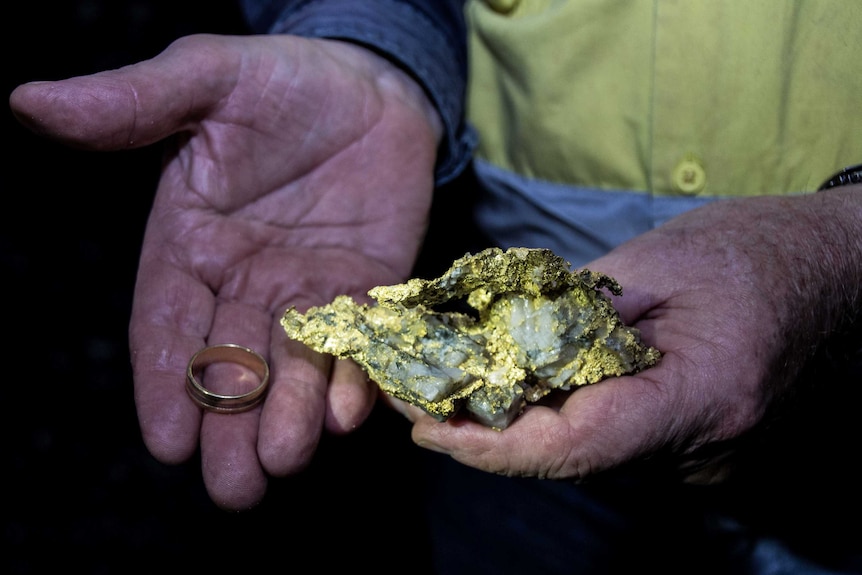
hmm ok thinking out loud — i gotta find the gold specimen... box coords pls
[281,247,661,429]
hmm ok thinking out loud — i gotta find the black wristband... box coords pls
[818,164,862,191]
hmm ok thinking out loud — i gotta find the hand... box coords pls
[10,34,442,509]
[405,189,862,484]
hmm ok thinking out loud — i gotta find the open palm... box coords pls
[11,34,441,508]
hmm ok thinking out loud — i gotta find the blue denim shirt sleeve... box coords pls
[239,0,476,185]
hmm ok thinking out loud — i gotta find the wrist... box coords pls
[790,189,862,353]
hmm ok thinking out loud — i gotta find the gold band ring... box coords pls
[186,344,270,413]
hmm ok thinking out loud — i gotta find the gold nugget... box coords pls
[281,247,661,429]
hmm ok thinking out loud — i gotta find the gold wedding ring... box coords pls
[186,344,270,413]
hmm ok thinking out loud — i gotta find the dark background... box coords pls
[4,2,446,573]
[5,3,862,574]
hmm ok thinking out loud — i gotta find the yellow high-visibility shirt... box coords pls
[467,0,862,198]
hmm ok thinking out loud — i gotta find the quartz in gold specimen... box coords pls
[281,247,661,429]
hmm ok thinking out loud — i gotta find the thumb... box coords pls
[9,34,238,150]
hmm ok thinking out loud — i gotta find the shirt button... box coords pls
[485,0,519,13]
[671,156,707,195]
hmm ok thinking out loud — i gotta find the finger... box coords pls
[379,394,427,423]
[130,263,215,464]
[410,373,679,481]
[200,408,268,510]
[410,405,582,477]
[198,300,272,509]
[9,34,241,150]
[257,323,329,477]
[325,359,378,434]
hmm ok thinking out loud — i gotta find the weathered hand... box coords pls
[406,190,862,484]
[10,34,442,509]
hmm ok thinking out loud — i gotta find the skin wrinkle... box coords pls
[679,337,767,445]
[123,79,141,146]
[174,37,238,128]
[183,143,226,210]
[647,321,742,421]
[220,260,263,308]
[250,249,374,313]
[764,200,846,395]
[559,387,633,477]
[631,349,749,467]
[814,197,862,319]
[280,60,328,174]
[168,133,214,208]
[140,259,215,334]
[537,421,579,479]
[183,223,243,290]
[273,47,384,196]
[260,118,388,255]
[286,144,424,280]
[269,251,385,313]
